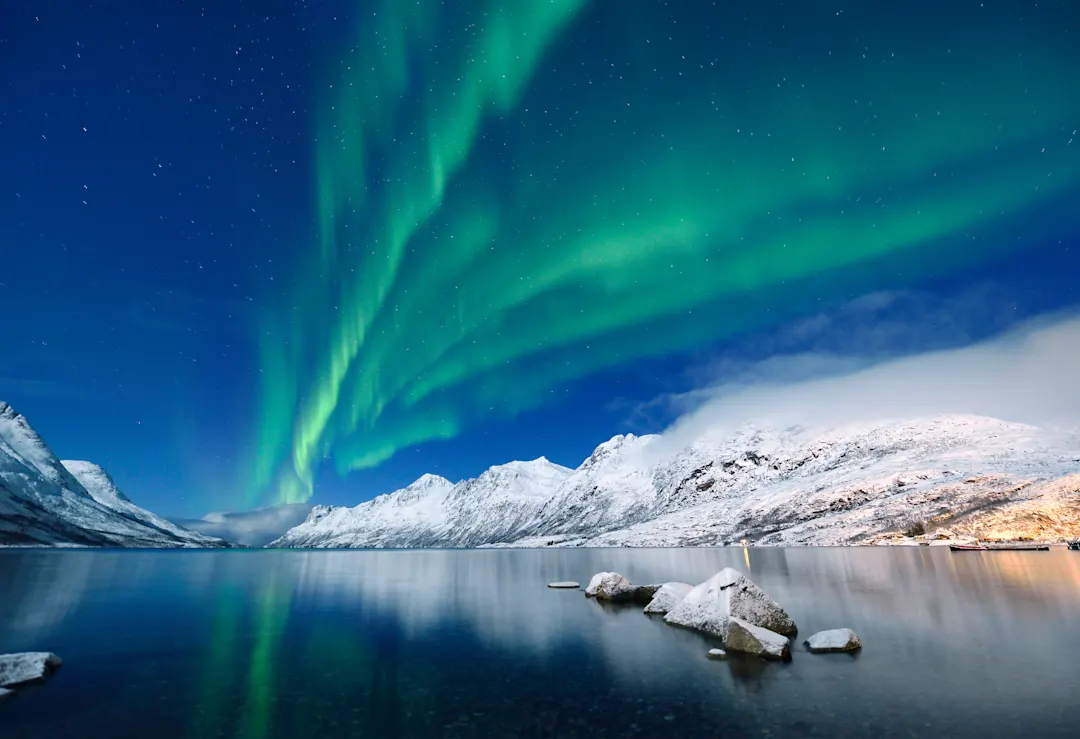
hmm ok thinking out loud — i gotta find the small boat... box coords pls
[1067,542,1079,551]
[949,544,988,551]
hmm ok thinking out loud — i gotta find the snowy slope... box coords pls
[274,459,573,547]
[62,460,225,547]
[273,414,1080,548]
[0,401,228,547]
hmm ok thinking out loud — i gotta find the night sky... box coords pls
[2,0,1078,517]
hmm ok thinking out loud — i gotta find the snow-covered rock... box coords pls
[706,648,728,660]
[0,652,63,687]
[583,572,658,603]
[805,628,862,653]
[272,414,1080,548]
[584,572,635,600]
[643,582,693,614]
[664,568,797,637]
[0,401,229,548]
[547,581,580,589]
[725,618,791,660]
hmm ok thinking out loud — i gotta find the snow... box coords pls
[725,618,790,660]
[0,401,228,548]
[0,652,63,687]
[706,648,727,660]
[63,461,225,547]
[805,628,862,653]
[547,581,580,589]
[643,582,693,614]
[664,568,797,637]
[272,413,1080,549]
[584,572,635,600]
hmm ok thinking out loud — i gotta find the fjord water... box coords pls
[1,549,1078,738]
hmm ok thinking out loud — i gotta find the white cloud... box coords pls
[654,311,1080,456]
[172,503,313,547]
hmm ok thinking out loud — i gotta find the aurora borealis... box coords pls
[3,1,1079,514]
[252,0,1080,504]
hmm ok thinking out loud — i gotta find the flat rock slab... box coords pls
[547,581,580,589]
[805,628,862,653]
[0,652,63,687]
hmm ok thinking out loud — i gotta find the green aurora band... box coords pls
[252,0,1080,504]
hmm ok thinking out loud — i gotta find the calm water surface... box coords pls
[1,547,1079,738]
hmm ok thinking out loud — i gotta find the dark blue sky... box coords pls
[2,0,1078,517]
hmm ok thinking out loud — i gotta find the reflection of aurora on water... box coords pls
[5,549,1080,737]
[250,0,1080,505]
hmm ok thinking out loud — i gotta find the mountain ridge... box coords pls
[0,401,229,548]
[272,414,1080,548]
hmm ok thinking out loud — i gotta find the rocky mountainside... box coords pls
[273,414,1080,548]
[0,401,228,547]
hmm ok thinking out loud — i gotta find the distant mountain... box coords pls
[171,504,314,547]
[272,415,1080,548]
[0,401,229,547]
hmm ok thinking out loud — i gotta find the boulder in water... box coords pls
[725,618,791,660]
[805,628,862,653]
[706,648,728,660]
[664,568,797,637]
[584,573,659,603]
[0,652,63,688]
[643,582,693,614]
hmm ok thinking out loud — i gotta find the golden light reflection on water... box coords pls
[5,548,1080,738]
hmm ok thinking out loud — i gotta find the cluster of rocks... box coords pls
[561,568,861,661]
[0,652,63,700]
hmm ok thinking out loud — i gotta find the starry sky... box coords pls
[1,0,1078,517]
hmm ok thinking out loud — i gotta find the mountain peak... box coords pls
[61,461,131,504]
[0,400,92,499]
[272,412,1080,549]
[1,402,228,547]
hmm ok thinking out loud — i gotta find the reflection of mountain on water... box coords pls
[3,549,1080,737]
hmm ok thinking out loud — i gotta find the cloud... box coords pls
[652,311,1080,457]
[171,504,313,547]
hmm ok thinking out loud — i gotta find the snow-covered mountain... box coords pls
[273,414,1080,548]
[0,401,228,547]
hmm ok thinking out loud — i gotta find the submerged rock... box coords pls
[664,568,797,637]
[643,582,693,614]
[725,618,791,660]
[585,573,659,604]
[0,652,63,687]
[805,628,862,653]
[547,581,580,589]
[706,648,728,660]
